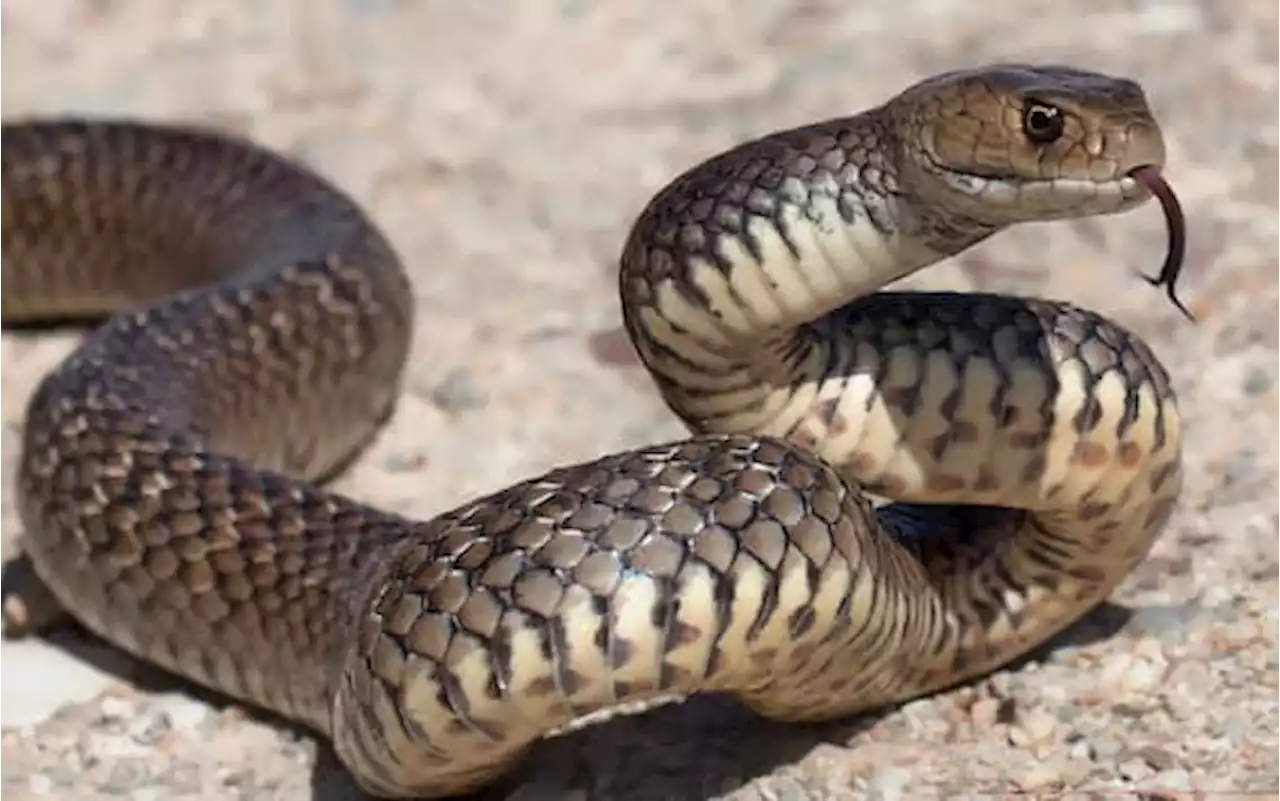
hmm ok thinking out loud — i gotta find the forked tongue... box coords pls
[1129,165,1193,321]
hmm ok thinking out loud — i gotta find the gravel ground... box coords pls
[1,1,1276,799]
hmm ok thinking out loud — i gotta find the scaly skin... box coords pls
[1,64,1182,797]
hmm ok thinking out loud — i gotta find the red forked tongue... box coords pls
[1129,165,1193,321]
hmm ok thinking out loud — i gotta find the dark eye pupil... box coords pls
[1023,104,1062,142]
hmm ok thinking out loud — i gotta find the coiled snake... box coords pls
[1,64,1188,798]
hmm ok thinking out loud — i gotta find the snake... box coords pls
[1,63,1187,798]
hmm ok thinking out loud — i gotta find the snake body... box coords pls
[2,64,1184,798]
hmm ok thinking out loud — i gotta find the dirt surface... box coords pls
[1,1,1276,799]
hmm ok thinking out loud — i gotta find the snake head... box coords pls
[892,64,1168,227]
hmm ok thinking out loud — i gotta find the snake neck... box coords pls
[617,110,1000,439]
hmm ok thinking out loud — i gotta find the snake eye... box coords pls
[1021,102,1065,145]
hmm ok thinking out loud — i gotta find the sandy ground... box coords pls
[1,1,1276,799]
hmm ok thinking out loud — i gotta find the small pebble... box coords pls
[1011,762,1061,791]
[1138,743,1180,771]
[967,696,1008,726]
[1098,651,1166,694]
[862,767,911,800]
[1129,602,1197,636]
[127,708,171,745]
[1020,708,1058,743]
[428,368,488,412]
[97,695,136,721]
[1150,768,1193,791]
[1241,366,1273,395]
[1091,736,1125,760]
[27,773,54,795]
[1119,757,1155,781]
[151,695,211,734]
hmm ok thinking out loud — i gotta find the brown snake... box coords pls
[1,64,1187,797]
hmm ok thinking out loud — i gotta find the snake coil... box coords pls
[2,64,1185,798]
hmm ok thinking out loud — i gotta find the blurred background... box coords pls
[2,1,1276,799]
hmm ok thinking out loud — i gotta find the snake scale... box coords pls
[1,64,1188,798]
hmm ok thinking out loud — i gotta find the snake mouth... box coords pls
[1128,165,1191,320]
[924,153,1149,210]
[926,154,1191,321]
